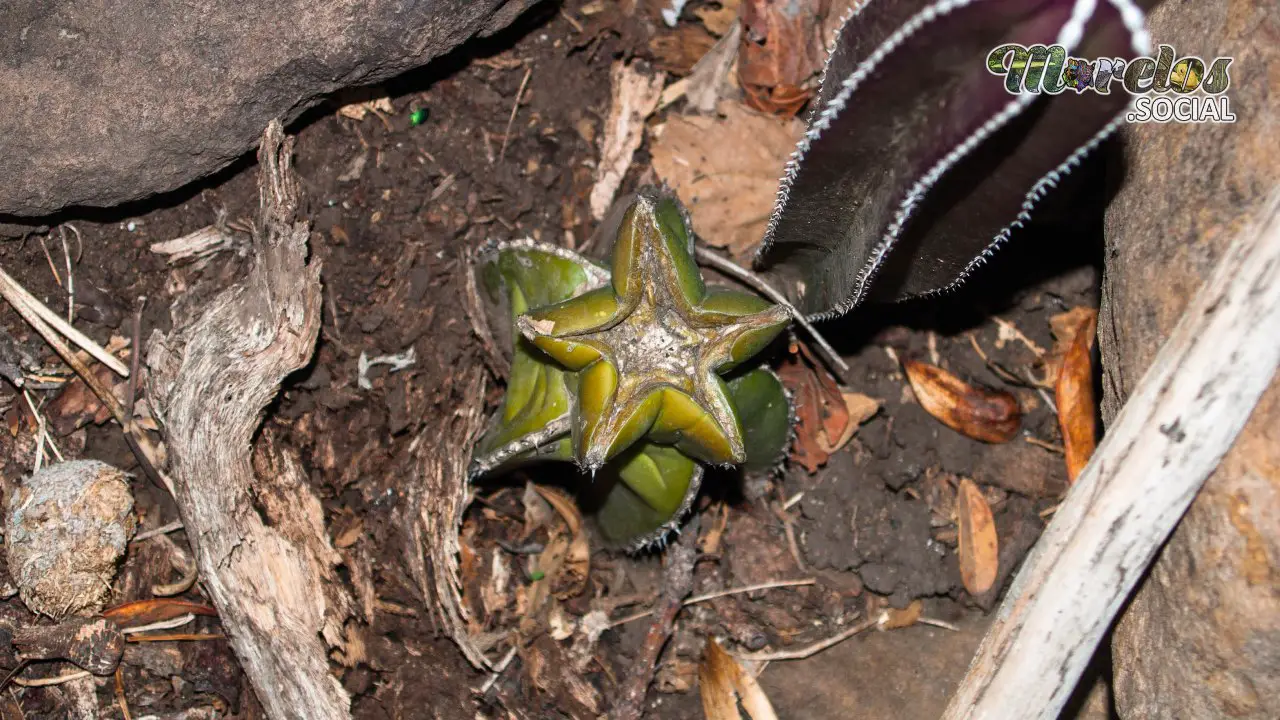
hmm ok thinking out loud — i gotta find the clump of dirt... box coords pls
[0,2,1106,718]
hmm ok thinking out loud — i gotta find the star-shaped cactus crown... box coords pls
[469,189,794,550]
[516,188,790,473]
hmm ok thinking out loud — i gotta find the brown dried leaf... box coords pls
[777,342,848,472]
[650,24,719,75]
[1042,306,1099,385]
[102,598,219,627]
[903,360,1020,443]
[700,637,778,720]
[738,0,825,90]
[816,391,880,454]
[650,101,803,259]
[1056,309,1099,483]
[533,484,583,537]
[696,0,741,36]
[878,599,923,630]
[956,478,999,596]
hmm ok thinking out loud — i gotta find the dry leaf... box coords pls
[696,0,741,36]
[590,61,666,219]
[878,599,923,630]
[1041,306,1098,385]
[481,548,512,617]
[816,391,880,454]
[521,481,555,540]
[903,360,1020,443]
[650,101,803,259]
[533,484,584,537]
[650,24,719,75]
[739,0,825,89]
[777,341,850,472]
[700,637,778,720]
[1056,309,1099,483]
[956,478,999,596]
[336,95,393,120]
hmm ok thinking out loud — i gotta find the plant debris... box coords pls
[955,478,999,596]
[1054,309,1099,483]
[903,360,1021,444]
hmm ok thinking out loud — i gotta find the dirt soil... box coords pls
[0,3,1108,719]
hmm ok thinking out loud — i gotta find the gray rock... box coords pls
[1100,1,1280,717]
[0,0,539,219]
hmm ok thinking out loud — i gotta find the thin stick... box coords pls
[736,615,878,662]
[476,645,518,695]
[115,666,133,720]
[59,226,75,325]
[609,577,816,628]
[943,189,1280,720]
[498,63,533,163]
[0,263,130,377]
[126,633,225,643]
[122,614,195,635]
[132,520,185,543]
[694,246,849,376]
[12,670,91,688]
[14,296,173,496]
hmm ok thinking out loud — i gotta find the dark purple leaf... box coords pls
[754,0,1151,318]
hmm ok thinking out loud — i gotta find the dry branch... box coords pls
[942,189,1280,718]
[145,121,356,720]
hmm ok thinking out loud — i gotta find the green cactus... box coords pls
[470,189,793,549]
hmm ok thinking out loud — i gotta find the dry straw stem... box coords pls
[943,189,1280,719]
[0,264,129,377]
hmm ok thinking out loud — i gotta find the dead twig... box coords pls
[0,263,130,376]
[498,63,533,163]
[610,516,700,720]
[609,577,816,628]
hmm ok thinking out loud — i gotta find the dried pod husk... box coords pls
[904,359,1020,443]
[5,460,136,618]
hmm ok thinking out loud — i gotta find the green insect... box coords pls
[469,188,793,549]
[409,108,428,126]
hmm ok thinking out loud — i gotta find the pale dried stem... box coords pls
[943,189,1280,719]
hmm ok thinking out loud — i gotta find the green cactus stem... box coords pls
[517,188,790,472]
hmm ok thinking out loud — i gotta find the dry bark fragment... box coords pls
[145,121,355,720]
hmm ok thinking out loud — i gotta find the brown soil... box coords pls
[0,3,1108,718]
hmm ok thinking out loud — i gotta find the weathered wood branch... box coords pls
[942,189,1280,718]
[146,121,356,720]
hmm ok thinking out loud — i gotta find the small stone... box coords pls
[5,460,136,617]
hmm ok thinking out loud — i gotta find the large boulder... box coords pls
[1100,0,1279,717]
[0,0,538,220]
